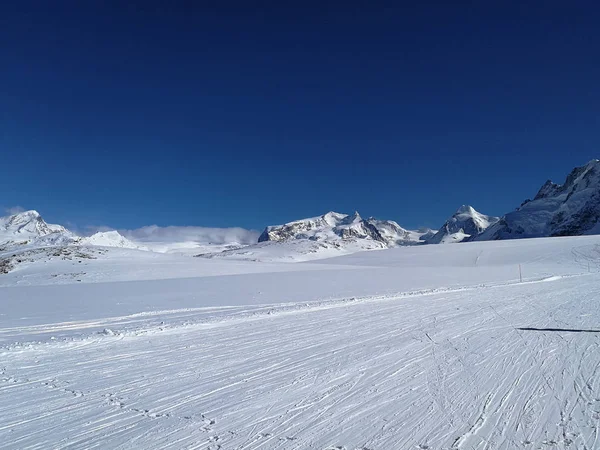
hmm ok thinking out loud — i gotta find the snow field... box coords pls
[1,235,600,448]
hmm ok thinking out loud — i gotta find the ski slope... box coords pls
[2,236,600,449]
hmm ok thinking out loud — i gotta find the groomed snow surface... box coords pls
[2,236,600,449]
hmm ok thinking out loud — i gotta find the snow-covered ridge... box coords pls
[476,159,600,240]
[428,205,499,244]
[198,211,432,262]
[258,211,428,247]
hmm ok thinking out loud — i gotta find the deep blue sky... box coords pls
[1,1,599,231]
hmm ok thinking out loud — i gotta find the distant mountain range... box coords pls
[258,211,432,247]
[3,160,600,262]
[253,159,600,253]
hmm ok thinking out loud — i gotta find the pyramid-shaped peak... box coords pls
[455,205,476,215]
[346,211,362,222]
[322,211,349,226]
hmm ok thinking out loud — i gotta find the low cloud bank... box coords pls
[121,225,260,245]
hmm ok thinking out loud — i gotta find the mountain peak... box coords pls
[12,209,40,217]
[7,210,41,223]
[3,209,46,231]
[344,211,362,224]
[322,211,348,223]
[428,206,499,244]
[455,205,476,215]
[533,180,560,201]
[0,209,75,246]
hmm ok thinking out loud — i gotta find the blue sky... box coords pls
[1,2,599,231]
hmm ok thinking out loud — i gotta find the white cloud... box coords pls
[121,225,260,245]
[4,206,26,215]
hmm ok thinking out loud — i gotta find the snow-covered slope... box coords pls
[198,237,387,262]
[3,235,600,449]
[477,159,600,240]
[428,205,499,243]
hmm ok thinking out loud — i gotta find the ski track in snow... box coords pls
[0,274,582,349]
[2,276,600,449]
[2,237,600,449]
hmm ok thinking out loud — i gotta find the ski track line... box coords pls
[0,272,582,349]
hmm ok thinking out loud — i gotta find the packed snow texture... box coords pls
[2,235,600,449]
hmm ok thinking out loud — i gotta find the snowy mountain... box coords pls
[0,210,76,248]
[428,205,499,244]
[476,159,600,240]
[258,211,426,247]
[0,211,143,252]
[199,211,430,262]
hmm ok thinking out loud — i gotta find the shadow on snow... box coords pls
[517,327,600,333]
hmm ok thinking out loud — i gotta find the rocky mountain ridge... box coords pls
[258,211,429,248]
[476,159,600,240]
